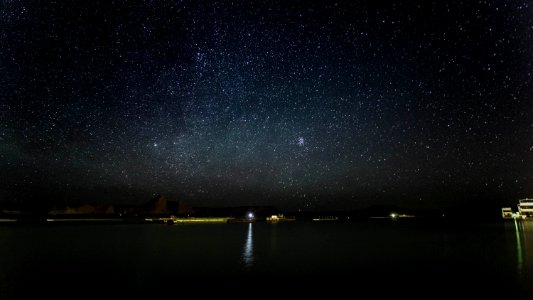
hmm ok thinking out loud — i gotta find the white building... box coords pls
[518,198,533,219]
[501,207,513,219]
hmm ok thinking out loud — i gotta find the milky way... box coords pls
[1,1,533,210]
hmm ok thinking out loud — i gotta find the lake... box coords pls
[0,219,532,297]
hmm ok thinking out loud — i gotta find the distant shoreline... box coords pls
[0,215,513,226]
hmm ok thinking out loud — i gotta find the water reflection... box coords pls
[242,223,254,269]
[513,220,533,287]
[514,218,524,277]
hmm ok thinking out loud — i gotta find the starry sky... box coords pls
[1,1,533,210]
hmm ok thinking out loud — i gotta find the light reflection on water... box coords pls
[242,223,254,269]
[512,219,533,296]
[514,218,524,277]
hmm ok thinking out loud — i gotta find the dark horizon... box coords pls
[2,1,533,210]
[0,185,524,214]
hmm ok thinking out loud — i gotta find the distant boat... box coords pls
[267,214,295,222]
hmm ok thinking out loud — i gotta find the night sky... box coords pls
[1,1,533,210]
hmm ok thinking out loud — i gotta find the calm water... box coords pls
[0,220,532,297]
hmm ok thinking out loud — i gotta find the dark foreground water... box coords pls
[1,220,532,298]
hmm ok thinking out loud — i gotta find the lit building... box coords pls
[501,207,513,219]
[518,199,533,219]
